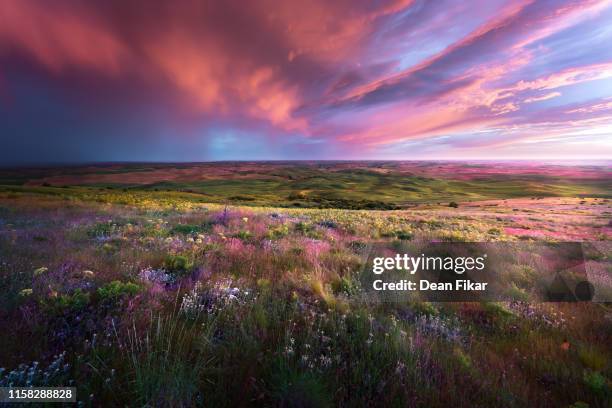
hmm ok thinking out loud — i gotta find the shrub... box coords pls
[395,230,413,240]
[295,221,314,233]
[233,230,253,240]
[98,281,141,300]
[267,224,289,240]
[170,224,204,235]
[487,228,501,235]
[318,220,337,229]
[163,255,194,278]
[506,283,529,301]
[511,265,538,289]
[583,370,607,396]
[43,289,90,312]
[481,302,515,328]
[331,275,360,297]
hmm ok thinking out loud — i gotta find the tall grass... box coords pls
[123,311,214,406]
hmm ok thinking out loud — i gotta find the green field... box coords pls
[1,162,610,209]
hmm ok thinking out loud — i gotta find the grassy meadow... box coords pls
[2,161,609,209]
[0,162,610,407]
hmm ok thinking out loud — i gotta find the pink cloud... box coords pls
[513,63,612,91]
[0,0,126,74]
[0,0,611,160]
[523,92,562,103]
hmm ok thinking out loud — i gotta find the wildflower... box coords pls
[143,267,173,284]
[242,217,249,222]
[34,267,48,277]
[415,314,462,342]
[187,237,194,243]
[561,340,570,351]
[395,360,406,376]
[19,288,33,297]
[196,238,203,244]
[319,354,332,368]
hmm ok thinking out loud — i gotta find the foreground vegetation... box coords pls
[0,162,610,406]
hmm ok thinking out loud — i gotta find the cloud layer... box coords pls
[1,0,611,163]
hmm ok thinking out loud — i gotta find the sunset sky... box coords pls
[1,0,612,164]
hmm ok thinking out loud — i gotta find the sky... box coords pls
[1,0,612,164]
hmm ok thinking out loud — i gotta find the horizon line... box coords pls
[2,158,611,169]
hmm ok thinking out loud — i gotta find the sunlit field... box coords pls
[0,162,610,407]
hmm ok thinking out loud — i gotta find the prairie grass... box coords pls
[0,183,610,406]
